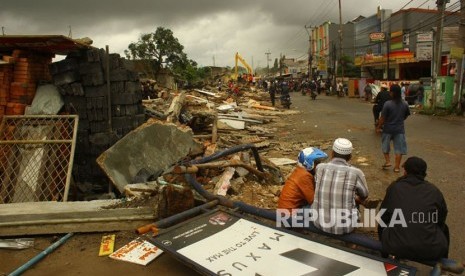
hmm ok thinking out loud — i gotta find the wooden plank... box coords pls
[193,89,220,98]
[218,119,245,129]
[217,115,263,124]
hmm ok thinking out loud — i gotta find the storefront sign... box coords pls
[416,42,433,61]
[450,47,464,60]
[369,32,386,42]
[417,32,433,42]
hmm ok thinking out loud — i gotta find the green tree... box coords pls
[273,58,278,71]
[172,59,210,87]
[338,55,360,78]
[125,27,188,77]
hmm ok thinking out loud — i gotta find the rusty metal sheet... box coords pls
[0,35,93,55]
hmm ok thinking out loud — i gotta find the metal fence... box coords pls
[0,115,78,203]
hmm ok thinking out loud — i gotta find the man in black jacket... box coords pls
[372,85,391,126]
[378,156,449,261]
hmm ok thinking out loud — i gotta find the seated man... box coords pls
[278,147,328,212]
[311,138,369,235]
[378,156,449,261]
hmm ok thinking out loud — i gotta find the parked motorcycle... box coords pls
[310,90,317,100]
[280,94,291,109]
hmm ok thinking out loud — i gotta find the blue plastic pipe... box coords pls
[9,233,74,276]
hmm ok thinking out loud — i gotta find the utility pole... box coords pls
[1,27,4,35]
[432,0,447,111]
[387,33,391,81]
[453,0,465,107]
[305,25,313,79]
[265,50,271,76]
[332,42,337,92]
[338,0,344,82]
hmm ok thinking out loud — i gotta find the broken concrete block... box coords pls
[97,120,203,193]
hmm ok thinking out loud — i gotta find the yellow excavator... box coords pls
[234,52,253,82]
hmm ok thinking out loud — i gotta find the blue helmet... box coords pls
[298,147,328,171]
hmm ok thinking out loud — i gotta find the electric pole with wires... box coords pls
[338,0,344,82]
[305,25,313,79]
[432,0,448,111]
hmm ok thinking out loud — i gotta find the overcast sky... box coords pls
[1,0,441,68]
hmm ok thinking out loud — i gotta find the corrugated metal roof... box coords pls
[0,35,94,56]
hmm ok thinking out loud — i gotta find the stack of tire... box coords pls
[49,48,146,193]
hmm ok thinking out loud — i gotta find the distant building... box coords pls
[310,20,355,79]
[354,7,460,80]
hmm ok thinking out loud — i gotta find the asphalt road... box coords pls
[286,91,465,264]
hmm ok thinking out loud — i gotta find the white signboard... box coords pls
[151,211,416,275]
[417,32,433,42]
[416,42,433,61]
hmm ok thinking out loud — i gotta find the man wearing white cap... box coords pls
[311,138,369,235]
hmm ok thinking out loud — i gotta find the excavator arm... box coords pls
[235,52,253,78]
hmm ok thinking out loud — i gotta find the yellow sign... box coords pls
[99,234,116,256]
[450,47,464,59]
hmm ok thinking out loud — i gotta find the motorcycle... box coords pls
[310,90,317,100]
[280,94,292,109]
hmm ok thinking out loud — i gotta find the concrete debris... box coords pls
[97,120,203,193]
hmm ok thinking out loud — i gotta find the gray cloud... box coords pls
[1,0,438,68]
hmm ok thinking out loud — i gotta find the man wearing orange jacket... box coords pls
[278,147,328,212]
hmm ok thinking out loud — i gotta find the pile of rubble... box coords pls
[98,81,335,212]
[0,52,335,235]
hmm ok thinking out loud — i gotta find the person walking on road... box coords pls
[364,83,373,101]
[376,84,411,173]
[372,84,391,126]
[269,80,277,107]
